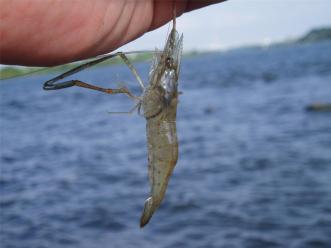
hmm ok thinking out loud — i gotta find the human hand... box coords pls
[0,0,226,66]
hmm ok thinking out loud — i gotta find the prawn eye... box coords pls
[166,57,174,68]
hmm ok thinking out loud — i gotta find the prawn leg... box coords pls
[108,101,141,115]
[58,79,141,114]
[43,52,144,91]
[118,52,145,90]
[55,80,137,99]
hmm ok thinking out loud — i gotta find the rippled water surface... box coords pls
[1,41,331,248]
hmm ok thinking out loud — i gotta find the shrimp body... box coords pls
[140,24,183,227]
[43,6,183,229]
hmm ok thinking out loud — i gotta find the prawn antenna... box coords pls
[173,1,176,29]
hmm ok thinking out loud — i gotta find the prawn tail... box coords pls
[140,197,155,228]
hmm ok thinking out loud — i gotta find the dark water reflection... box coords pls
[1,41,331,248]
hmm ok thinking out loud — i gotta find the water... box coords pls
[1,41,331,248]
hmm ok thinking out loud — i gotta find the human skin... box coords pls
[0,0,226,66]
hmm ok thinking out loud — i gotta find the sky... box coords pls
[121,0,331,52]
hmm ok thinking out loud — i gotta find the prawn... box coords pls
[43,8,183,228]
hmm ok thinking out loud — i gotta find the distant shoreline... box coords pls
[1,26,330,80]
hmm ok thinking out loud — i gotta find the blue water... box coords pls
[1,41,331,248]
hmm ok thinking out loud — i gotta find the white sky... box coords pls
[121,0,331,52]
